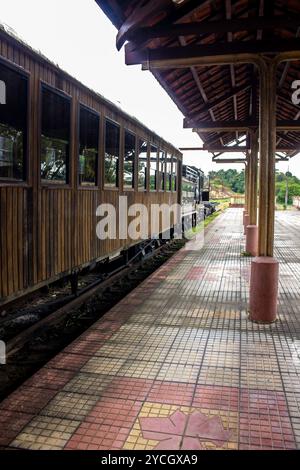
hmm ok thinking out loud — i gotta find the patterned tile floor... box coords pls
[1,208,300,450]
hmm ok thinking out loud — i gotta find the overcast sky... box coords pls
[0,0,298,176]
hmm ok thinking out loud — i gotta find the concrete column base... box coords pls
[243,214,250,235]
[249,257,279,323]
[246,225,258,256]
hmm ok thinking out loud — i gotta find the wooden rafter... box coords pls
[178,36,224,147]
[225,0,239,144]
[214,159,246,163]
[184,119,300,131]
[179,146,248,152]
[187,83,252,121]
[124,16,300,45]
[116,0,171,50]
[125,39,300,66]
[185,119,257,130]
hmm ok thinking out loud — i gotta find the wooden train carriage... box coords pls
[0,25,182,306]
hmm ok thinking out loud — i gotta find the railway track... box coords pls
[0,238,185,400]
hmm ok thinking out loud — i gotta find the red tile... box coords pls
[240,389,289,417]
[0,386,56,414]
[80,317,123,336]
[0,410,34,446]
[63,339,104,356]
[239,412,296,449]
[193,385,239,411]
[65,398,141,450]
[186,267,205,280]
[76,330,112,344]
[102,377,153,401]
[24,367,75,391]
[148,381,195,406]
[85,397,141,426]
[45,352,90,371]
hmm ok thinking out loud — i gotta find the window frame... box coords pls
[158,148,166,192]
[103,117,121,190]
[0,56,30,186]
[149,143,158,192]
[171,155,177,192]
[123,128,136,191]
[137,138,148,192]
[39,81,72,188]
[77,102,100,189]
[165,152,172,192]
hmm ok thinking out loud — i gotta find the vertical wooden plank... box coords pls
[61,191,65,272]
[41,189,46,280]
[37,183,42,283]
[17,188,24,292]
[53,190,58,275]
[0,189,6,298]
[32,63,40,285]
[267,61,277,257]
[23,189,29,289]
[68,190,71,271]
[6,188,14,295]
[47,191,52,278]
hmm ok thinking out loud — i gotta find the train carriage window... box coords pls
[124,130,135,189]
[0,62,27,180]
[149,144,158,191]
[138,139,147,190]
[172,156,177,191]
[41,86,70,183]
[79,106,99,186]
[105,119,120,187]
[166,153,172,191]
[159,150,165,190]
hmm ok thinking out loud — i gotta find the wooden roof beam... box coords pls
[153,0,212,29]
[276,147,300,152]
[278,27,300,88]
[201,132,231,146]
[225,0,239,145]
[125,16,300,45]
[124,40,300,67]
[116,0,171,50]
[178,36,224,148]
[214,157,289,163]
[185,119,300,130]
[187,83,252,120]
[186,120,257,131]
[214,159,246,163]
[277,121,300,131]
[179,146,248,152]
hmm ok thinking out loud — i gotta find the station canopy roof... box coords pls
[95,0,300,161]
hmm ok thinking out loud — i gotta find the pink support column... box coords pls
[242,209,247,226]
[243,214,250,235]
[249,257,279,323]
[246,225,258,256]
[249,58,278,324]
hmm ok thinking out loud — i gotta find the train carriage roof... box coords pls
[0,22,182,156]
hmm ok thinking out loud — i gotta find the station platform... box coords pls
[0,208,299,450]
